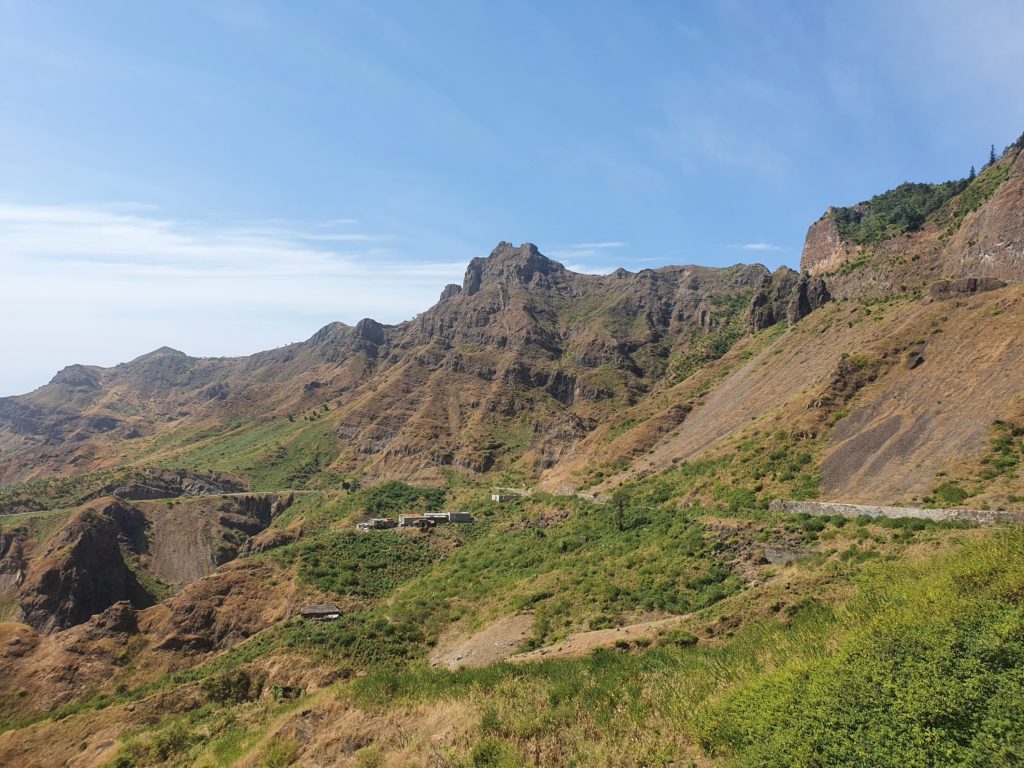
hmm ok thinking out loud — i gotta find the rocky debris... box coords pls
[928,277,1007,301]
[430,613,535,670]
[704,517,812,585]
[507,508,571,531]
[88,600,140,635]
[239,525,301,556]
[747,267,831,333]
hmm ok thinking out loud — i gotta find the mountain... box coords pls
[0,242,825,488]
[2,136,1024,767]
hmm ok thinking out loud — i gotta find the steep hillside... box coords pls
[0,244,805,487]
[1,492,294,632]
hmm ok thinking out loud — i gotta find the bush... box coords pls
[200,669,257,704]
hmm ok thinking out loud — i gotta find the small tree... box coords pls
[968,165,976,181]
[610,487,627,531]
[987,144,997,168]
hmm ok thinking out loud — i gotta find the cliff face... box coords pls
[801,211,861,277]
[945,148,1024,281]
[747,267,831,333]
[800,144,1024,297]
[18,500,148,632]
[9,493,294,633]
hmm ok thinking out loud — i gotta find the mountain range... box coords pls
[1,134,1024,767]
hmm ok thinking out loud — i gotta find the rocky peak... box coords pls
[353,318,386,348]
[129,346,190,363]
[308,321,352,345]
[463,242,567,295]
[439,283,462,302]
[49,364,102,390]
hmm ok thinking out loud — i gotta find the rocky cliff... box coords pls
[801,140,1024,297]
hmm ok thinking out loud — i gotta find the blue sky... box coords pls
[2,0,1023,396]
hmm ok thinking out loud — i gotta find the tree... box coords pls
[968,165,976,181]
[987,144,997,168]
[610,487,627,531]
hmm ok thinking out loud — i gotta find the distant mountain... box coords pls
[1,137,1022,506]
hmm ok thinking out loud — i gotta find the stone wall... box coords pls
[771,499,1024,526]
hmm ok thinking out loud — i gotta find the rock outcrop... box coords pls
[747,267,831,333]
[18,499,149,632]
[928,277,1008,301]
[801,209,861,277]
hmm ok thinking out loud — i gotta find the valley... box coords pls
[1,135,1024,766]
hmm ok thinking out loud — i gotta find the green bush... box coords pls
[200,669,257,704]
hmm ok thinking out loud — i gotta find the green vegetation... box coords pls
[942,152,1016,233]
[833,180,968,245]
[0,466,159,515]
[339,526,1024,767]
[155,418,339,491]
[925,421,1024,508]
[618,428,821,512]
[831,144,1021,247]
[668,291,752,384]
[273,529,438,597]
[697,527,1024,766]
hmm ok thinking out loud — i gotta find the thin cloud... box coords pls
[568,241,627,250]
[0,202,469,395]
[731,242,783,251]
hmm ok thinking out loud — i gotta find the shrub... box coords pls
[200,669,257,704]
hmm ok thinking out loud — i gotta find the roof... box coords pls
[300,604,341,614]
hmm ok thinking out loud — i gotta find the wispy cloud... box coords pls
[731,242,783,252]
[568,241,627,250]
[548,241,629,269]
[0,202,467,395]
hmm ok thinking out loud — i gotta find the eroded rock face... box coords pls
[141,559,306,654]
[18,500,148,633]
[78,467,247,504]
[799,147,1024,296]
[747,268,831,333]
[801,210,860,276]
[929,277,1008,301]
[946,150,1024,281]
[14,493,294,633]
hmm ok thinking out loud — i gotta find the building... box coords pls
[355,517,396,531]
[398,513,434,528]
[299,604,341,621]
[491,493,517,503]
[424,511,475,524]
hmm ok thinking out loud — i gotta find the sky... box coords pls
[2,1,1024,396]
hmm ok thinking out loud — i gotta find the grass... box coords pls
[337,526,1024,767]
[271,529,439,598]
[151,417,340,491]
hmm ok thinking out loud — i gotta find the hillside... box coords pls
[1,135,1024,766]
[0,244,825,488]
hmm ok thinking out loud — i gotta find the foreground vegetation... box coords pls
[4,446,1024,766]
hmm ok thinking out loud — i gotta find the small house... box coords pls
[299,604,341,621]
[491,493,516,503]
[398,514,433,528]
